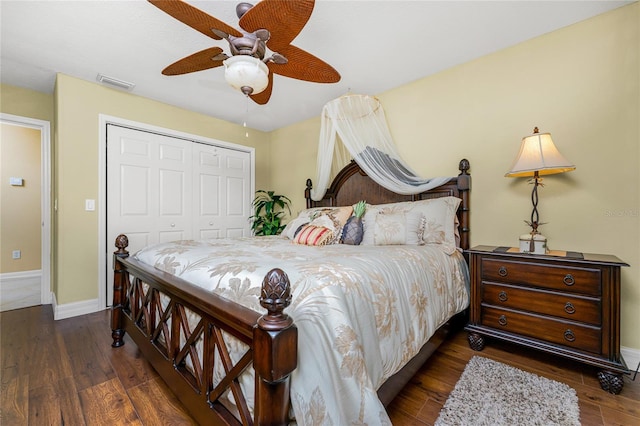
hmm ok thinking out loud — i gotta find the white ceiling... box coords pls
[1,1,632,132]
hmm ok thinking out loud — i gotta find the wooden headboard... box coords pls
[304,159,471,250]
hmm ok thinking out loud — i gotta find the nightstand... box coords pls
[465,245,630,394]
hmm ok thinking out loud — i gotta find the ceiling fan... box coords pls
[148,0,341,105]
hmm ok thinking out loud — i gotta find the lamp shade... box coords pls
[505,129,575,177]
[223,55,269,95]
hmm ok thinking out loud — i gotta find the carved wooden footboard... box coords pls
[110,159,471,425]
[111,234,297,425]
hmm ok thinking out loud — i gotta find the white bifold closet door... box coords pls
[106,124,252,304]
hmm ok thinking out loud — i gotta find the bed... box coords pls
[111,158,471,425]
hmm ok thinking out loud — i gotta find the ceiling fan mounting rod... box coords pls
[228,33,266,59]
[224,30,287,65]
[236,2,254,19]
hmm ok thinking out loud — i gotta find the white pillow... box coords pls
[412,197,461,254]
[362,197,460,253]
[372,210,424,245]
[361,205,379,245]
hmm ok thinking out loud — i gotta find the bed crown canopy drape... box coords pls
[311,94,451,201]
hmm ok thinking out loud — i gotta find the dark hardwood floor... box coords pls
[1,305,638,425]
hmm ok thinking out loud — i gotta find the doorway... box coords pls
[0,114,51,311]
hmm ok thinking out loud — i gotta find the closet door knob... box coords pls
[170,223,175,228]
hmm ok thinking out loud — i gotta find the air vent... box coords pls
[96,74,135,91]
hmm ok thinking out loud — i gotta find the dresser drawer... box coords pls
[482,258,601,295]
[482,283,601,325]
[481,306,601,354]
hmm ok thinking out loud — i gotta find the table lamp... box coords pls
[505,127,575,254]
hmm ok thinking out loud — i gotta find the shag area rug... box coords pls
[435,356,580,426]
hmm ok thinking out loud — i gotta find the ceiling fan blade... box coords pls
[162,47,225,75]
[239,0,314,51]
[250,72,273,105]
[148,0,242,40]
[271,45,340,83]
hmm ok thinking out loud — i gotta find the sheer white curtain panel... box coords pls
[311,94,451,201]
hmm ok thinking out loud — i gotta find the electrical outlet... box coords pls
[12,250,21,259]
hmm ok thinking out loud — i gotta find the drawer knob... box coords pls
[564,329,576,342]
[498,266,508,277]
[498,315,508,326]
[498,291,508,302]
[563,274,575,286]
[564,302,576,314]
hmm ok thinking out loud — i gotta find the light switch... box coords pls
[12,250,21,259]
[85,199,96,211]
[10,177,23,186]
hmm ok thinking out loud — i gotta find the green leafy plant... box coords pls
[250,190,292,236]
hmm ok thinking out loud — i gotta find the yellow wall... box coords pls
[270,117,321,213]
[0,124,41,272]
[53,74,271,304]
[0,85,54,123]
[271,4,640,350]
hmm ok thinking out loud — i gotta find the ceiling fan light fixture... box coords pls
[223,55,269,96]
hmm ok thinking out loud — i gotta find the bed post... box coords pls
[305,178,313,209]
[111,234,130,348]
[253,268,298,425]
[457,159,471,253]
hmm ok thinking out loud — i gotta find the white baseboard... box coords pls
[622,346,640,373]
[52,293,104,320]
[0,270,42,312]
[42,286,52,304]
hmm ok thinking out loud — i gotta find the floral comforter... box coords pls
[135,236,470,425]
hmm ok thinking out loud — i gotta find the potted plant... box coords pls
[250,190,292,236]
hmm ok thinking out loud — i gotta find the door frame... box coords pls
[0,113,52,305]
[98,114,255,308]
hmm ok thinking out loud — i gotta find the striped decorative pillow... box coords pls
[293,224,334,246]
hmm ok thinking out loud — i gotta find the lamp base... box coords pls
[519,233,547,255]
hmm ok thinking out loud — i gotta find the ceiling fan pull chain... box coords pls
[244,95,250,138]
